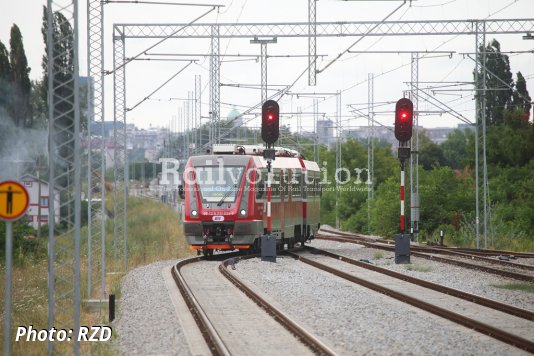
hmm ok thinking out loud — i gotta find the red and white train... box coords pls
[180,144,321,255]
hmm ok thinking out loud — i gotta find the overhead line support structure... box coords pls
[308,0,317,86]
[250,37,278,105]
[113,29,128,272]
[47,1,82,354]
[87,0,106,309]
[113,18,534,148]
[210,25,220,144]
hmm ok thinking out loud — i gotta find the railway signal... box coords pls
[393,98,412,264]
[261,100,280,261]
[261,100,280,145]
[394,98,414,143]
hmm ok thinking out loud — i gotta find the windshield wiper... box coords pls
[217,184,237,207]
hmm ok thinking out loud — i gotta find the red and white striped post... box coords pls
[267,163,272,234]
[400,160,405,234]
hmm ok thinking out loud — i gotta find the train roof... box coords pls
[188,144,319,172]
[211,144,302,158]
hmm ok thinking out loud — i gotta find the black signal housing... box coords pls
[261,100,280,145]
[394,98,414,142]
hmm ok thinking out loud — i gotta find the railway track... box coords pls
[171,253,336,356]
[320,227,534,260]
[287,247,534,353]
[318,229,534,282]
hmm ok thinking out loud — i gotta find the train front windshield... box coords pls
[194,166,245,203]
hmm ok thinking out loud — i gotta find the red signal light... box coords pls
[268,114,273,120]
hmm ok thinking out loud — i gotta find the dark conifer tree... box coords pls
[9,24,32,127]
[511,71,532,121]
[0,40,11,115]
[475,39,514,125]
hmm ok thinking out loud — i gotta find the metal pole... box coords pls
[261,42,267,104]
[313,99,318,162]
[37,167,42,238]
[46,3,55,353]
[481,24,488,249]
[410,52,420,242]
[474,21,484,250]
[335,90,341,229]
[400,160,405,234]
[4,221,12,356]
[195,75,201,152]
[73,0,82,351]
[367,73,374,234]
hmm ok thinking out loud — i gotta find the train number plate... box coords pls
[212,216,225,222]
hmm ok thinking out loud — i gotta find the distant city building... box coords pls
[19,174,60,229]
[316,119,334,146]
[344,125,396,147]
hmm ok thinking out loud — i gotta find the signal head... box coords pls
[394,98,414,142]
[261,100,280,145]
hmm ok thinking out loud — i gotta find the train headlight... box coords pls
[191,210,198,216]
[240,209,247,216]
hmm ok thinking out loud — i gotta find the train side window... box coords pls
[292,173,301,199]
[272,171,280,198]
[281,170,288,198]
[256,171,267,200]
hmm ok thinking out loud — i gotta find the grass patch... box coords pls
[0,196,192,355]
[491,283,534,293]
[373,251,385,259]
[404,264,433,272]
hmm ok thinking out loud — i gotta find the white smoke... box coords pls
[0,109,48,181]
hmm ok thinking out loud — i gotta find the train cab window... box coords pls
[194,165,245,203]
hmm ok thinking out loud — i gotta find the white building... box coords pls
[20,174,60,229]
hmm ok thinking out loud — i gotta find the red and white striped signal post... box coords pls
[394,98,414,264]
[400,161,405,233]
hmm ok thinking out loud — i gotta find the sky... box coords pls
[1,0,533,135]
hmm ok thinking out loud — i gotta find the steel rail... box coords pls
[317,232,534,282]
[320,228,534,258]
[321,229,534,272]
[304,246,534,321]
[171,257,231,356]
[287,251,534,354]
[219,255,337,356]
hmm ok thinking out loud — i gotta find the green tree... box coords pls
[30,79,47,129]
[441,128,470,169]
[511,71,531,120]
[417,130,447,170]
[0,40,11,114]
[475,39,514,125]
[487,109,534,167]
[9,24,32,128]
[41,6,75,187]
